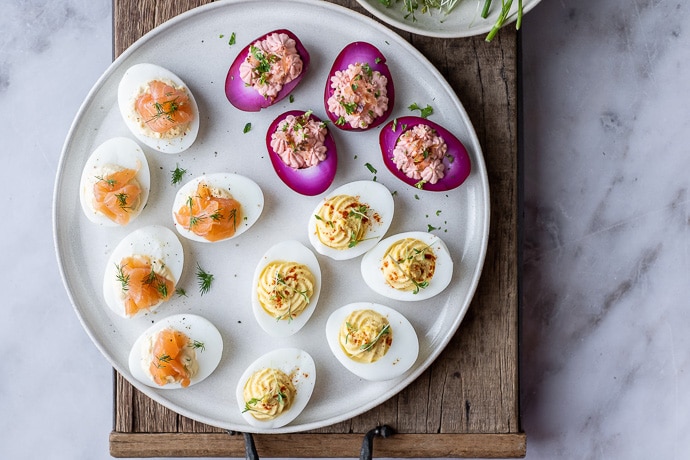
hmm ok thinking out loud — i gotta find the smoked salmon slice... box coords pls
[174,181,243,242]
[116,255,174,317]
[148,328,193,387]
[93,166,142,225]
[135,80,194,134]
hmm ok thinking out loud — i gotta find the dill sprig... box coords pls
[196,263,214,296]
[115,263,130,292]
[146,98,180,124]
[171,164,187,185]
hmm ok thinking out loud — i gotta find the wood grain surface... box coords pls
[110,0,524,457]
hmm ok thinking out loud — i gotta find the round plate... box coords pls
[53,0,489,433]
[357,0,542,39]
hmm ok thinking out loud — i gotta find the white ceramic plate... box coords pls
[53,0,489,434]
[357,0,542,39]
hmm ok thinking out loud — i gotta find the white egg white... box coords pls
[361,231,454,301]
[103,225,184,318]
[79,137,150,226]
[171,173,264,243]
[128,314,223,389]
[117,63,200,153]
[251,240,321,337]
[325,302,419,381]
[307,180,394,260]
[236,348,316,429]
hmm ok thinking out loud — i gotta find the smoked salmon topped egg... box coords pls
[103,225,184,318]
[79,137,150,226]
[128,314,223,389]
[118,63,199,153]
[172,173,264,243]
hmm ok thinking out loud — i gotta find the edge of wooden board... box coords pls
[110,431,526,458]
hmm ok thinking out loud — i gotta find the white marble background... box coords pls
[2,0,688,459]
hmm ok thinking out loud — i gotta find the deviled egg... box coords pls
[128,314,223,389]
[117,63,200,153]
[251,240,321,337]
[361,231,453,301]
[324,42,395,131]
[103,225,184,318]
[266,110,338,196]
[325,302,419,381]
[172,173,264,243]
[79,137,150,226]
[236,348,316,429]
[307,180,394,260]
[225,29,310,112]
[379,116,471,192]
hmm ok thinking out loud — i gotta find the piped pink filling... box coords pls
[392,124,448,185]
[327,63,388,129]
[270,114,328,169]
[239,32,303,99]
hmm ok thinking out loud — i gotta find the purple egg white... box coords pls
[225,29,310,112]
[379,116,471,192]
[266,110,338,196]
[323,41,395,131]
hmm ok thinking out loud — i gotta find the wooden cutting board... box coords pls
[110,0,524,457]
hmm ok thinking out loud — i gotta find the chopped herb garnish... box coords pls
[427,224,439,232]
[365,163,377,174]
[341,101,358,115]
[191,340,206,352]
[175,287,187,297]
[243,122,252,133]
[229,32,236,45]
[409,102,433,118]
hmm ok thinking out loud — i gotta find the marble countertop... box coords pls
[3,0,687,458]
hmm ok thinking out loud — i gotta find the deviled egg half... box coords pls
[361,231,453,301]
[236,348,316,429]
[326,302,419,381]
[307,180,394,260]
[103,225,184,318]
[225,29,310,112]
[79,137,150,226]
[118,63,200,153]
[128,314,223,389]
[172,173,264,243]
[324,41,395,131]
[379,116,471,192]
[251,240,321,337]
[266,110,338,196]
